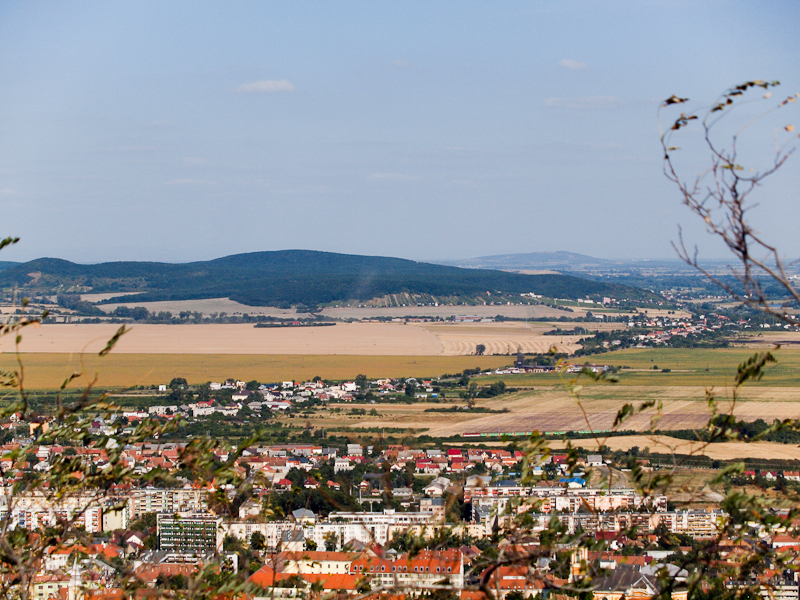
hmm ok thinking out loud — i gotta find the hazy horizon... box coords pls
[0,247,751,268]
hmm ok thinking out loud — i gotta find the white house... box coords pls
[586,455,604,467]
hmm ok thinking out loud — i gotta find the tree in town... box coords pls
[355,373,369,390]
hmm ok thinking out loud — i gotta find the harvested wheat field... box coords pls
[98,297,298,317]
[424,322,588,355]
[2,322,580,356]
[740,331,800,348]
[0,354,513,389]
[549,436,800,462]
[321,304,583,320]
[96,298,583,320]
[312,386,800,437]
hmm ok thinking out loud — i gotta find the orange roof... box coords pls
[248,566,300,588]
[301,573,359,590]
[482,565,546,591]
[91,543,123,560]
[85,590,124,600]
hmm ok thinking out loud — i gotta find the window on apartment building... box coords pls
[448,567,452,572]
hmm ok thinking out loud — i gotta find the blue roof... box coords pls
[559,477,586,485]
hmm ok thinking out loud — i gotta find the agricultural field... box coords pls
[0,322,586,356]
[308,385,800,438]
[477,347,800,387]
[549,436,800,462]
[4,326,799,449]
[0,353,513,390]
[94,297,578,319]
[301,346,800,439]
[96,297,297,317]
[421,321,607,355]
[738,331,800,348]
[88,295,686,321]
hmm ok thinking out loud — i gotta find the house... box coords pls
[772,534,800,548]
[424,477,451,497]
[349,549,464,590]
[479,565,548,599]
[334,458,354,473]
[586,454,604,467]
[232,390,250,402]
[274,478,293,492]
[392,487,413,498]
[277,550,362,574]
[291,508,316,524]
[559,477,586,488]
[280,528,306,552]
[347,444,363,456]
[589,565,687,600]
[420,497,446,518]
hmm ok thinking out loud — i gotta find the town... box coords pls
[5,422,800,600]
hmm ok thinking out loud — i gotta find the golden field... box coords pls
[0,353,515,390]
[549,435,800,462]
[306,377,800,437]
[2,322,585,356]
[92,295,693,321]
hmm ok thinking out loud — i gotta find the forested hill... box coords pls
[0,250,660,307]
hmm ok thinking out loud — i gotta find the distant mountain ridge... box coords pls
[439,251,750,275]
[441,251,613,270]
[0,250,660,307]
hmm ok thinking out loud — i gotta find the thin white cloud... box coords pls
[166,178,216,186]
[543,96,624,109]
[391,59,412,68]
[558,58,588,71]
[235,79,296,93]
[183,157,207,166]
[370,173,422,181]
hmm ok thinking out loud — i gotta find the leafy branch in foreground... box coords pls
[660,80,799,324]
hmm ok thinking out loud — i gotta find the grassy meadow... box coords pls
[474,347,800,388]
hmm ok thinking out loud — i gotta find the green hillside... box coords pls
[0,250,660,307]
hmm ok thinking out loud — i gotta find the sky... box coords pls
[0,1,798,264]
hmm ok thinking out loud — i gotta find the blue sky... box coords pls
[1,1,798,263]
